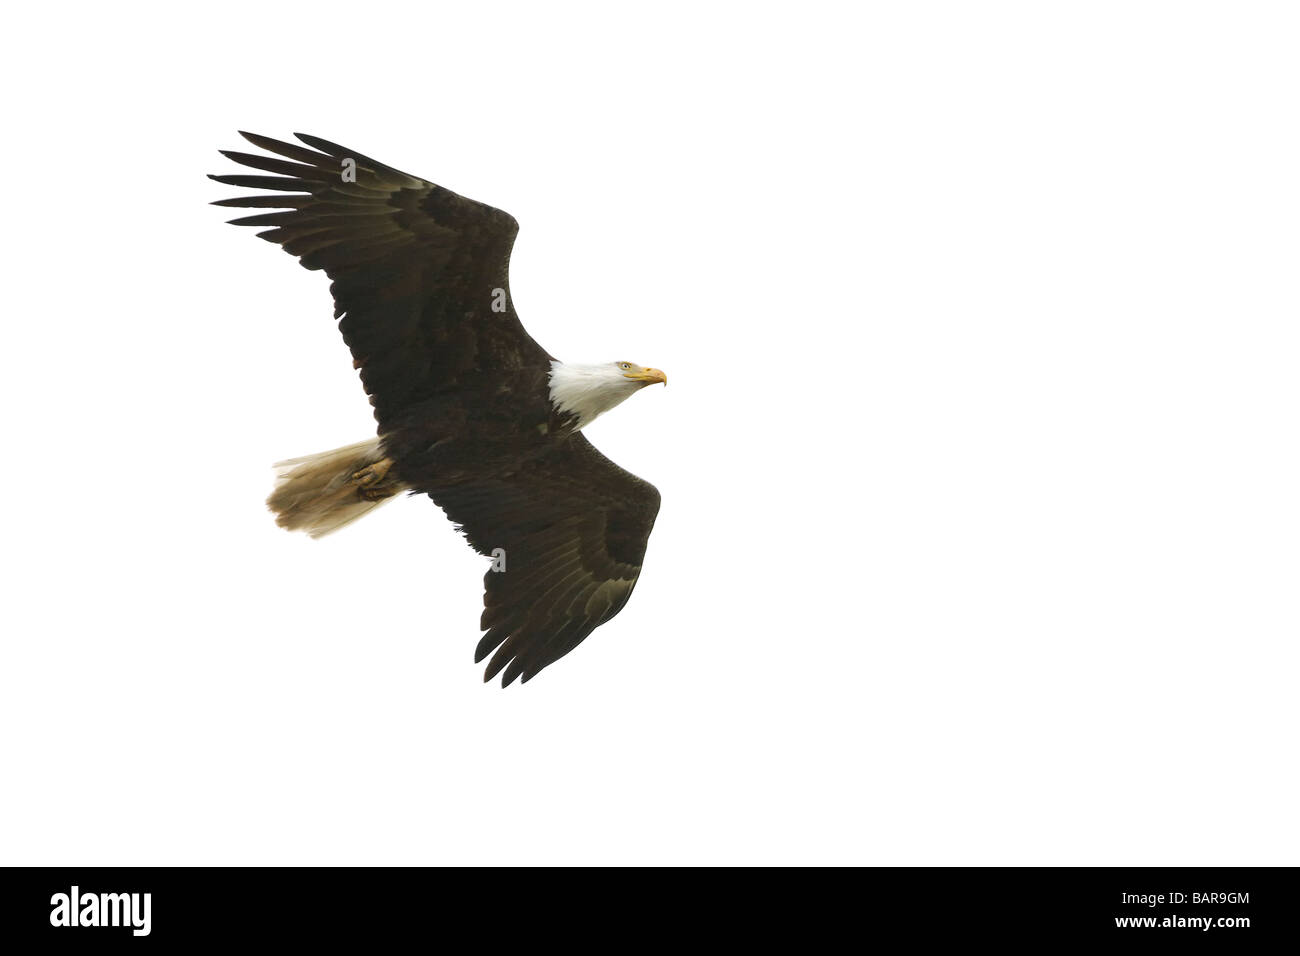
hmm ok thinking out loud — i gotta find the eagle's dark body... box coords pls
[383,367,565,481]
[211,132,661,686]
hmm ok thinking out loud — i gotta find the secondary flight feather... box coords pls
[210,131,667,686]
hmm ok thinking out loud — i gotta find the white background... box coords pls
[2,2,1297,865]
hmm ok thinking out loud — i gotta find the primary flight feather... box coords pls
[210,132,666,686]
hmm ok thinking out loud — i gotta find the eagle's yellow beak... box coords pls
[626,367,668,386]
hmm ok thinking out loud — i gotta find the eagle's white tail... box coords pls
[267,437,408,538]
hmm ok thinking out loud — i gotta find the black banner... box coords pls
[0,867,1291,945]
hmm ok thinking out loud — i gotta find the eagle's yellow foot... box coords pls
[352,457,394,488]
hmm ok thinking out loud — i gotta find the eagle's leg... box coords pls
[353,457,398,501]
[352,457,394,487]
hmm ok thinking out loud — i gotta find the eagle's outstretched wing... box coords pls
[210,131,549,427]
[429,434,661,686]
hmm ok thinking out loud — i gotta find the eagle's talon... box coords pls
[352,457,393,487]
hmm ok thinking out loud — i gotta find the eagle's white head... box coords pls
[548,360,668,429]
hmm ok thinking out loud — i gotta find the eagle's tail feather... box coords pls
[267,437,408,538]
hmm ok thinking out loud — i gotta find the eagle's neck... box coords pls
[548,361,639,430]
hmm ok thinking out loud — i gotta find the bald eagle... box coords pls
[211,132,666,686]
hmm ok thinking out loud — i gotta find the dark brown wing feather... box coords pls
[430,435,661,686]
[211,131,549,427]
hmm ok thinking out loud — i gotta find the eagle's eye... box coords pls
[618,362,632,370]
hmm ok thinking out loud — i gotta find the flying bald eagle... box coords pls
[210,132,666,686]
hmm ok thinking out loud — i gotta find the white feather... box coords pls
[547,361,642,429]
